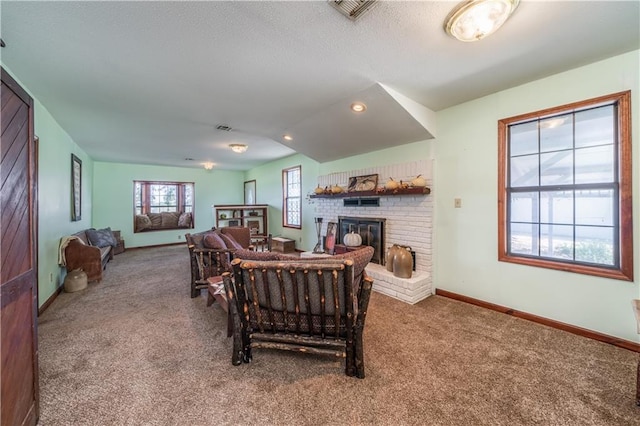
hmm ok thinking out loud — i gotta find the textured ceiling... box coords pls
[1,1,638,170]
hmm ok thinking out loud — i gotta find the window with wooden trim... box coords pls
[498,91,632,281]
[133,180,194,232]
[283,165,301,228]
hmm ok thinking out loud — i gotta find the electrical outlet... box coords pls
[454,198,462,208]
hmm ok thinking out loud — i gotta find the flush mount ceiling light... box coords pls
[283,134,293,141]
[229,144,248,154]
[350,102,367,113]
[203,162,214,170]
[444,0,519,42]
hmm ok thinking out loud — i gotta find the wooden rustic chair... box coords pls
[222,258,374,378]
[186,227,255,298]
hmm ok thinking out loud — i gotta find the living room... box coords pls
[1,1,639,424]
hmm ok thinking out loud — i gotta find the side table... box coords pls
[207,276,232,337]
[112,230,125,255]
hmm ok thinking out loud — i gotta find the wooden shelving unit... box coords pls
[309,186,430,199]
[213,204,269,238]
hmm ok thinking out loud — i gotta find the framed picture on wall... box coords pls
[71,154,82,221]
[244,180,256,205]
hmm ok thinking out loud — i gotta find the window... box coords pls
[498,91,632,281]
[133,180,194,232]
[283,166,301,228]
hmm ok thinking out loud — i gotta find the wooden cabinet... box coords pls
[214,204,268,238]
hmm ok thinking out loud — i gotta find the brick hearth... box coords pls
[314,160,433,304]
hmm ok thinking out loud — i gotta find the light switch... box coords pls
[454,198,462,208]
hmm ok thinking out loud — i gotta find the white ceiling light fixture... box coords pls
[350,102,366,113]
[283,134,293,141]
[444,0,519,42]
[229,144,248,154]
[203,162,214,170]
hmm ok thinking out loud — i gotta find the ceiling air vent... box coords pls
[329,0,378,21]
[216,124,232,131]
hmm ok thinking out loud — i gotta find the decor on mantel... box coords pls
[411,174,427,187]
[310,186,430,199]
[348,174,378,192]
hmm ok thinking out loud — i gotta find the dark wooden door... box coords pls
[1,67,39,425]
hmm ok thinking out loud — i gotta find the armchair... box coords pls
[223,257,374,378]
[185,227,259,298]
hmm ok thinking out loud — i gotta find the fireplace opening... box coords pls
[338,216,386,265]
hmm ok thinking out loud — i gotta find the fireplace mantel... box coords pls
[310,186,430,199]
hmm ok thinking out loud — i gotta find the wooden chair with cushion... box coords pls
[185,227,257,298]
[222,257,374,378]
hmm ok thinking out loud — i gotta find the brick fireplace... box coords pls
[314,160,433,304]
[337,216,386,265]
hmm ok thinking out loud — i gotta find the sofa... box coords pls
[135,211,193,232]
[63,227,120,282]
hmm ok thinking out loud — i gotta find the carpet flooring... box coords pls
[37,245,639,425]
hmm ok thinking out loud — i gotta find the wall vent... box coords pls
[343,197,380,207]
[329,0,378,21]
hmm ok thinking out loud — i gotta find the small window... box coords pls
[133,180,195,232]
[498,91,632,281]
[283,166,301,229]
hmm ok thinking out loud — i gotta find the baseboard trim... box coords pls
[435,289,640,353]
[126,242,184,250]
[38,285,63,316]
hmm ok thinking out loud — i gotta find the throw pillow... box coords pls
[135,214,152,232]
[203,232,226,250]
[190,234,205,249]
[219,232,243,250]
[161,212,179,228]
[86,227,118,248]
[233,249,297,262]
[148,213,162,228]
[178,212,192,228]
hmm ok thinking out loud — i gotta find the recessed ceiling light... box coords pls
[229,144,248,154]
[283,134,293,141]
[350,102,366,113]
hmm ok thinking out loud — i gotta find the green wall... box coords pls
[434,50,640,342]
[244,154,319,250]
[1,65,95,307]
[92,162,244,247]
[317,139,432,175]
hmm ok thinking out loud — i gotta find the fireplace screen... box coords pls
[338,216,386,265]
